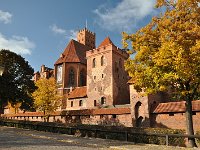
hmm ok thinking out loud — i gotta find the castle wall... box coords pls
[112,47,130,105]
[152,113,200,131]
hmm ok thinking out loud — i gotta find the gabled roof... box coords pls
[153,100,200,114]
[55,39,91,65]
[98,37,114,48]
[68,86,87,99]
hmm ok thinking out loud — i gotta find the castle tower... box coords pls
[77,28,96,49]
[86,37,130,108]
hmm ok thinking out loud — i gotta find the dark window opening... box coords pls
[79,100,83,106]
[69,68,75,86]
[112,114,117,119]
[101,56,104,66]
[101,97,106,105]
[93,58,96,68]
[94,100,97,106]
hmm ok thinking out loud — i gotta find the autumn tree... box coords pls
[32,78,61,122]
[123,0,200,147]
[0,50,36,112]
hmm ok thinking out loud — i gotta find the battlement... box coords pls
[86,43,129,58]
[77,27,96,49]
[78,28,95,36]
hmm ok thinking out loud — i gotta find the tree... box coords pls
[0,50,36,112]
[32,78,61,122]
[123,0,200,147]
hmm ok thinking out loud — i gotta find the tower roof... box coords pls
[55,39,90,65]
[98,37,114,48]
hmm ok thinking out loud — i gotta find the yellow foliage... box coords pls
[32,78,61,115]
[123,0,200,98]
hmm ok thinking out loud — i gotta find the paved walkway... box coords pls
[0,126,198,150]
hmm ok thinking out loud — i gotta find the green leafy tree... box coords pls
[123,0,200,147]
[0,50,36,112]
[32,78,61,122]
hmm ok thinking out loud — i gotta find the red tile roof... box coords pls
[68,86,87,99]
[1,108,130,117]
[153,100,200,113]
[62,107,131,115]
[1,111,62,117]
[55,39,91,65]
[98,37,114,48]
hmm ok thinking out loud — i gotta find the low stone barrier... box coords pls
[0,118,187,147]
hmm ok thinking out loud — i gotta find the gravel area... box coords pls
[0,126,198,150]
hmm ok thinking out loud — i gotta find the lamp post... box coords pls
[0,64,4,114]
[0,65,4,76]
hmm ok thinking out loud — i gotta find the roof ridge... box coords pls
[98,36,114,48]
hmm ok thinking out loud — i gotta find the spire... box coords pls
[86,19,87,28]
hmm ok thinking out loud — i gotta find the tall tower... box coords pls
[77,28,96,49]
[86,37,130,108]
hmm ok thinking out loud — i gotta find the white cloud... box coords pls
[94,0,156,32]
[0,10,12,24]
[50,24,66,34]
[50,24,77,40]
[66,30,77,40]
[0,33,35,55]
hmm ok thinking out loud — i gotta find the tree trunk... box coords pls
[185,98,197,147]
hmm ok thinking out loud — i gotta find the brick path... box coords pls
[0,126,197,150]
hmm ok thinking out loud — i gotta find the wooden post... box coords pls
[166,134,169,146]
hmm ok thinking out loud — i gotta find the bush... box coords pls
[128,128,185,146]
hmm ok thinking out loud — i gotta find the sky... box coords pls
[0,0,158,72]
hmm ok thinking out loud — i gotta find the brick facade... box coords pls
[86,37,130,108]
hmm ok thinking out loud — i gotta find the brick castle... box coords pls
[3,27,200,131]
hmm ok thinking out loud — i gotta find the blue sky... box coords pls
[0,0,157,71]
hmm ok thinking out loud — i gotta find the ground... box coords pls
[0,126,198,150]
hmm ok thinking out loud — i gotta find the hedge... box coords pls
[0,118,185,146]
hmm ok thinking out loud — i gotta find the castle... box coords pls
[53,28,130,110]
[3,27,200,131]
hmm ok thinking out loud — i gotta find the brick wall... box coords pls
[152,112,200,131]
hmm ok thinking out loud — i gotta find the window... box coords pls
[79,100,83,106]
[100,115,104,119]
[94,100,97,106]
[57,65,62,83]
[80,70,86,86]
[69,68,75,86]
[112,114,117,119]
[101,97,106,105]
[71,101,73,107]
[94,76,96,80]
[93,58,96,68]
[102,74,104,78]
[101,56,104,66]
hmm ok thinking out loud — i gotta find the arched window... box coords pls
[92,58,96,68]
[80,70,86,86]
[101,97,106,105]
[69,68,75,86]
[101,56,104,66]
